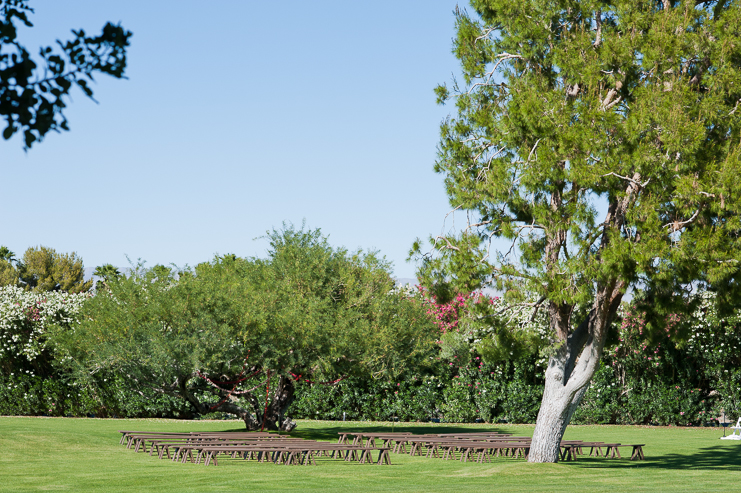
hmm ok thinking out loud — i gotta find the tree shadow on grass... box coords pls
[289,424,512,442]
[148,424,741,470]
[205,424,511,441]
[568,445,741,471]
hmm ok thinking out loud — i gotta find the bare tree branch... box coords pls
[434,236,461,251]
[602,172,651,188]
[664,206,703,232]
[593,10,602,48]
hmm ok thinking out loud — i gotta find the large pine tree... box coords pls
[429,0,741,462]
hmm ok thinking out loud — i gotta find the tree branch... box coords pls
[593,10,602,48]
[664,206,703,232]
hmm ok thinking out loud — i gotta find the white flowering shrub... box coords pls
[0,286,99,416]
[0,286,89,368]
[0,285,190,417]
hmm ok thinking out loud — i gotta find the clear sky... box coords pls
[3,0,465,279]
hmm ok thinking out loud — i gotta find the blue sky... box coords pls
[3,0,465,279]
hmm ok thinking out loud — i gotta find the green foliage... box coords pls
[410,233,490,304]
[53,225,437,424]
[289,376,442,422]
[289,354,547,424]
[0,369,213,419]
[419,2,741,452]
[290,293,741,426]
[92,263,121,291]
[424,290,551,366]
[92,263,120,280]
[573,294,741,425]
[424,0,741,365]
[0,245,18,286]
[0,259,17,286]
[0,245,15,262]
[19,246,92,292]
[0,0,131,148]
[0,372,99,416]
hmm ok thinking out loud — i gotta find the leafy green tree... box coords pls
[20,246,92,293]
[0,260,17,286]
[0,246,18,286]
[57,226,436,430]
[426,0,741,461]
[1,0,131,149]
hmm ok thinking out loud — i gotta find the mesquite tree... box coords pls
[428,0,741,461]
[56,226,436,430]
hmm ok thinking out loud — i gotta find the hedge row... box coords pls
[3,284,740,425]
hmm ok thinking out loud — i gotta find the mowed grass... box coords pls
[1,417,741,492]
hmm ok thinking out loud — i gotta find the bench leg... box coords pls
[306,451,316,466]
[461,448,469,462]
[376,450,387,465]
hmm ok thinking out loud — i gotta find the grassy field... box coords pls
[1,417,740,492]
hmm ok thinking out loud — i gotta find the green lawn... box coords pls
[1,417,740,492]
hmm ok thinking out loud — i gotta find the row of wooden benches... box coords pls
[117,430,645,466]
[337,432,646,462]
[118,431,391,466]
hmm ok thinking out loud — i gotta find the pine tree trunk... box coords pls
[528,368,589,462]
[527,287,622,463]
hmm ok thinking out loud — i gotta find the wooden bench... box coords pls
[560,442,645,461]
[190,444,391,466]
[153,438,305,460]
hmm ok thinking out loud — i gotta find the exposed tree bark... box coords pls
[215,401,261,430]
[528,284,625,462]
[177,374,261,430]
[527,169,639,462]
[176,373,297,431]
[264,375,297,431]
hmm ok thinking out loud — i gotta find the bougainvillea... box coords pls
[419,286,476,334]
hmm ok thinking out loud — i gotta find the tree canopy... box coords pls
[0,245,92,293]
[57,226,436,430]
[422,0,741,461]
[0,246,17,286]
[0,0,131,149]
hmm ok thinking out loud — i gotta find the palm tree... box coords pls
[93,264,121,291]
